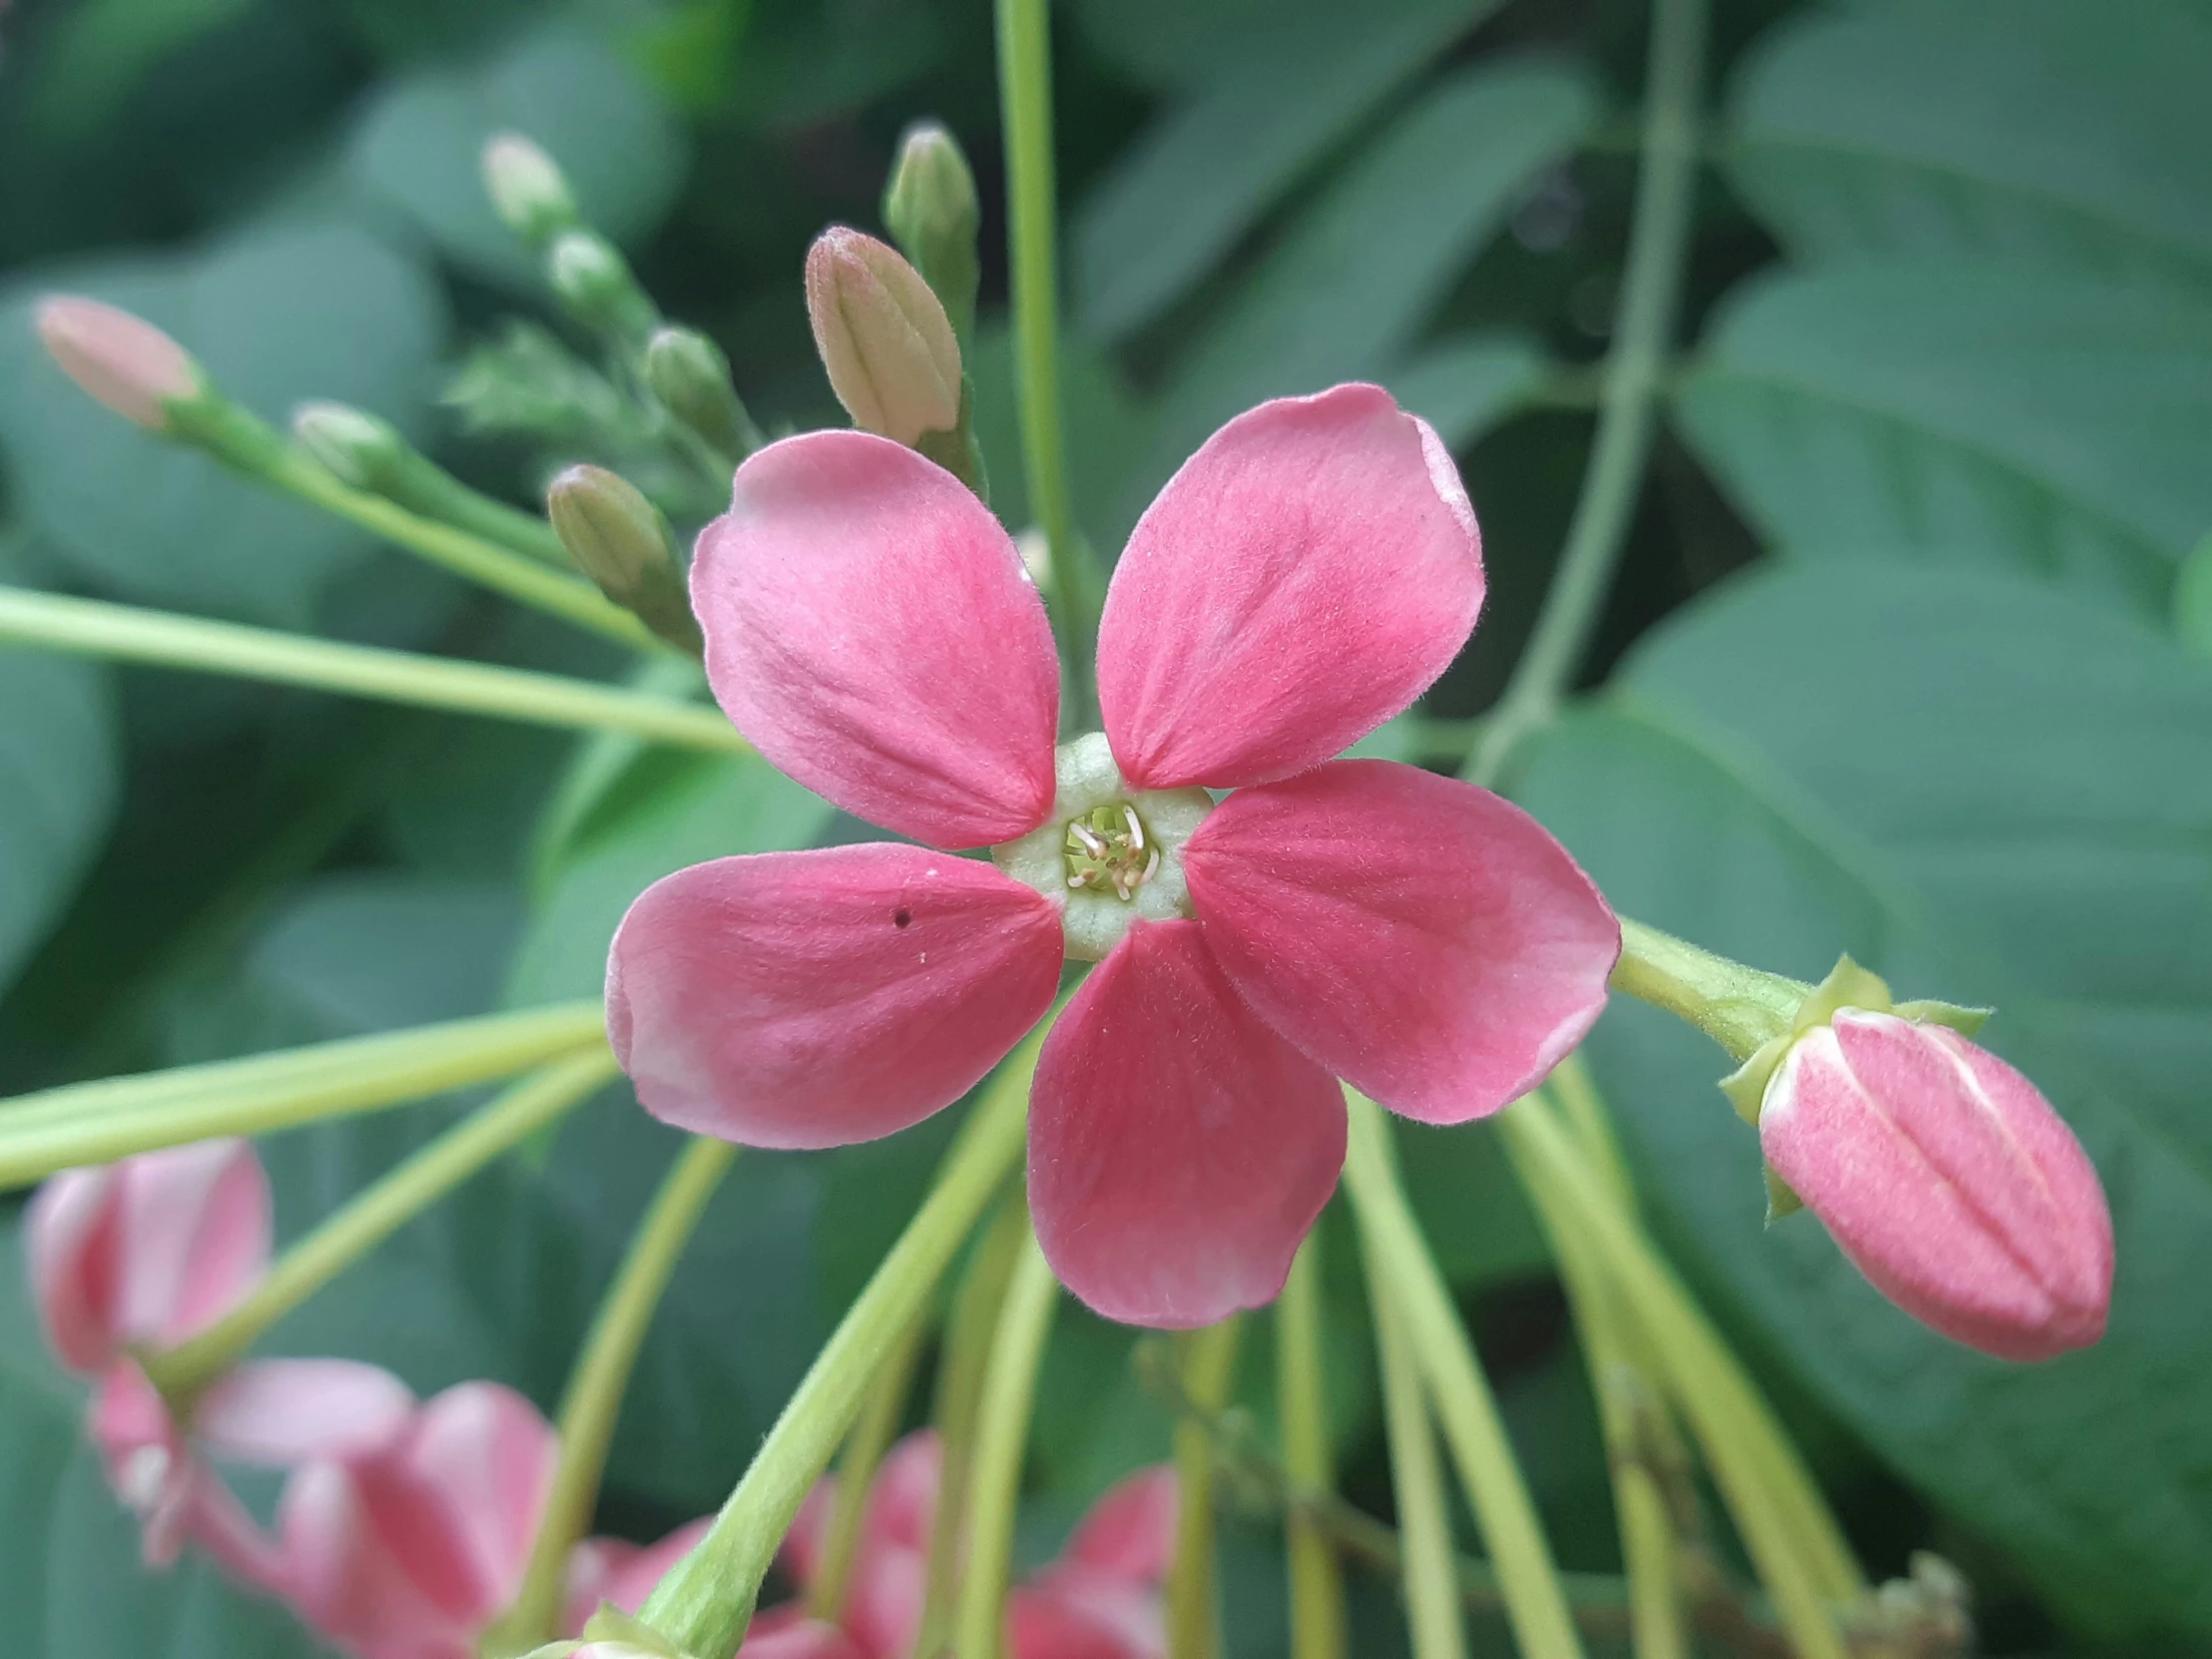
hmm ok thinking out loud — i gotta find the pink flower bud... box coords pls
[1758,1010,2113,1362]
[803,228,961,445]
[35,294,200,429]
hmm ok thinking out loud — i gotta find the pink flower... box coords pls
[739,1430,1176,1659]
[1759,1011,2113,1362]
[608,382,1621,1327]
[35,294,200,429]
[27,1141,413,1584]
[566,1515,714,1633]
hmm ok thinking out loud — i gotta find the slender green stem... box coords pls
[1341,1092,1586,1659]
[0,1002,608,1190]
[951,1224,1060,1659]
[913,1184,1031,1659]
[147,1048,618,1403]
[1609,918,1807,1063]
[376,451,575,569]
[1465,0,1708,787]
[1167,1317,1241,1659]
[993,0,1096,720]
[1276,1241,1347,1659]
[0,588,748,755]
[812,1310,927,1622]
[1501,1098,1856,1659]
[1364,1241,1468,1659]
[490,1134,738,1653]
[641,1020,1052,1659]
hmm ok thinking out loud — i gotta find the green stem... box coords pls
[1500,1097,1857,1659]
[640,1020,1051,1659]
[1167,1317,1241,1659]
[993,0,1096,721]
[147,1048,618,1403]
[1341,1092,1586,1659]
[0,1002,608,1190]
[913,1184,1032,1659]
[1276,1241,1347,1659]
[951,1224,1060,1659]
[490,1134,739,1654]
[0,588,747,755]
[1465,0,1708,787]
[377,451,575,569]
[1364,1239,1468,1659]
[812,1310,927,1623]
[1609,918,1806,1063]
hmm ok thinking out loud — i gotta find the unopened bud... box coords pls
[35,296,201,430]
[291,402,406,491]
[804,228,961,446]
[645,326,760,460]
[882,121,980,339]
[1733,957,2112,1362]
[548,232,658,344]
[547,465,702,654]
[482,133,581,247]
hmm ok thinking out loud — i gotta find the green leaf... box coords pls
[1726,0,2212,292]
[1122,59,1594,529]
[1514,564,2212,1639]
[1072,0,1484,339]
[965,324,1155,543]
[1672,260,2212,614]
[25,0,259,140]
[1383,329,1550,451]
[348,25,687,285]
[0,222,448,626]
[0,648,118,997]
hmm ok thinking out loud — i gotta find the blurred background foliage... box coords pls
[0,0,2207,1654]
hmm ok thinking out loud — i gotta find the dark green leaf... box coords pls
[1514,564,2212,1639]
[1383,329,1550,451]
[0,648,118,998]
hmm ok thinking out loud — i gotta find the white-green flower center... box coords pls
[992,733,1213,961]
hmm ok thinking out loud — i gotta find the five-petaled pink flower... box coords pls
[27,1140,413,1589]
[608,383,1621,1327]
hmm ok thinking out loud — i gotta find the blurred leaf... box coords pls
[0,221,447,626]
[2178,533,2212,658]
[1727,0,2212,292]
[1382,328,1551,451]
[349,24,686,285]
[1515,564,2212,1640]
[720,0,949,130]
[0,648,119,999]
[1673,260,2212,614]
[1073,0,1484,339]
[1124,59,1595,527]
[966,324,1154,542]
[1394,1117,1550,1290]
[26,0,259,140]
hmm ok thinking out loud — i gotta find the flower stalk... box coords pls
[1276,1240,1346,1659]
[0,587,745,754]
[1608,918,1808,1063]
[1365,1250,1467,1659]
[1167,1316,1242,1659]
[809,1308,926,1622]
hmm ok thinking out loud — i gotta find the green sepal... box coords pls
[1892,998,1992,1038]
[579,1602,689,1658]
[913,375,987,502]
[1763,1162,1806,1223]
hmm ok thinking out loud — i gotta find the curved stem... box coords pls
[1341,1092,1586,1659]
[812,1310,926,1622]
[0,588,748,755]
[640,1020,1052,1659]
[1276,1241,1347,1659]
[952,1224,1060,1659]
[1363,1240,1467,1659]
[148,1048,618,1402]
[1465,0,1708,787]
[1167,1317,1241,1659]
[993,0,1096,721]
[490,1133,738,1653]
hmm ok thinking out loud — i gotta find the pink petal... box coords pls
[843,1537,927,1659]
[608,845,1065,1151]
[280,1457,472,1656]
[27,1164,124,1372]
[115,1138,272,1348]
[196,1358,415,1466]
[1096,385,1482,793]
[693,430,1059,847]
[566,1517,712,1632]
[91,1362,195,1565]
[1010,1577,1165,1659]
[863,1430,942,1554]
[781,1472,836,1590]
[400,1382,558,1614]
[738,1617,869,1659]
[1183,761,1619,1123]
[1029,920,1346,1328]
[1061,1467,1177,1584]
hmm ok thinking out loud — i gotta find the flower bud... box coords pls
[548,231,659,344]
[547,464,702,654]
[804,227,961,446]
[35,295,201,430]
[882,121,980,340]
[291,401,406,492]
[645,326,759,460]
[482,132,582,246]
[1737,961,2113,1362]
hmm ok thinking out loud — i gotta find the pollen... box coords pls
[1063,804,1160,901]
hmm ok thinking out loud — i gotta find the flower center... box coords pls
[992,733,1213,961]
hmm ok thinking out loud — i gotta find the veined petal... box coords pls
[197,1359,415,1466]
[608,846,1064,1151]
[1097,385,1481,792]
[1030,921,1345,1329]
[1183,762,1619,1123]
[693,431,1059,847]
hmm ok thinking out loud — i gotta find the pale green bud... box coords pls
[882,121,980,340]
[804,227,961,446]
[482,133,582,247]
[548,232,659,344]
[644,326,760,461]
[547,464,702,654]
[291,401,406,491]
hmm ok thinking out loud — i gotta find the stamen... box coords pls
[1123,804,1145,852]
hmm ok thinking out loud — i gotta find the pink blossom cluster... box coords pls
[26,1139,1173,1659]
